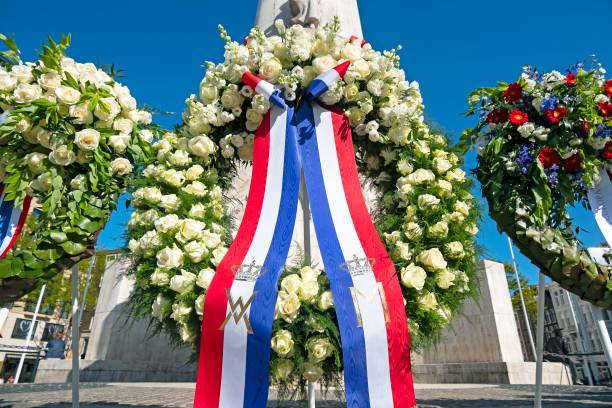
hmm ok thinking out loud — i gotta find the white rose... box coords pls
[221,87,244,109]
[418,194,440,209]
[168,150,190,167]
[258,57,282,82]
[302,362,324,383]
[306,337,333,363]
[151,268,170,286]
[428,221,449,238]
[436,269,456,289]
[170,269,196,294]
[151,295,170,320]
[170,301,191,322]
[139,129,154,143]
[342,42,362,61]
[436,179,453,197]
[74,129,100,151]
[276,291,300,323]
[416,248,447,271]
[157,245,184,269]
[94,97,121,121]
[11,65,33,83]
[404,222,422,241]
[162,169,186,187]
[455,201,470,216]
[14,83,42,103]
[142,187,162,203]
[0,72,17,91]
[317,290,334,311]
[49,145,75,166]
[194,294,205,316]
[25,152,46,173]
[271,330,294,357]
[38,72,62,89]
[55,86,81,104]
[188,203,206,219]
[196,268,216,289]
[108,133,130,153]
[397,159,413,175]
[178,219,205,241]
[300,279,319,302]
[157,194,179,212]
[184,240,208,263]
[14,117,31,133]
[274,359,294,380]
[188,135,216,157]
[155,214,180,234]
[180,323,195,342]
[433,157,452,174]
[418,291,438,311]
[185,164,204,180]
[445,241,465,259]
[113,118,133,134]
[110,158,133,176]
[183,181,208,196]
[69,103,93,125]
[201,230,221,249]
[211,247,227,266]
[465,223,479,235]
[281,274,302,295]
[31,172,53,192]
[446,168,466,183]
[395,241,411,260]
[118,94,137,111]
[70,174,86,189]
[400,263,427,290]
[407,168,435,185]
[199,85,218,103]
[312,55,337,74]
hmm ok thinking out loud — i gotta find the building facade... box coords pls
[545,281,612,385]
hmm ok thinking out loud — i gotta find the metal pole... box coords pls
[300,169,315,408]
[593,308,612,376]
[534,273,545,408]
[78,253,96,328]
[571,294,599,384]
[507,236,537,360]
[71,263,80,408]
[566,290,594,385]
[14,283,46,384]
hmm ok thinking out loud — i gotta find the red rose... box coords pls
[565,73,577,86]
[508,110,529,125]
[599,102,612,118]
[545,106,567,124]
[244,37,249,45]
[563,152,582,172]
[603,141,612,160]
[487,109,508,124]
[604,80,612,96]
[539,148,561,168]
[503,82,524,102]
[581,120,589,136]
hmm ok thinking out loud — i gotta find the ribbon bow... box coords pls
[195,62,416,408]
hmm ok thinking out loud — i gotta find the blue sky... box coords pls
[3,0,611,283]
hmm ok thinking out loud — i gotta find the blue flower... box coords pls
[596,124,612,138]
[541,95,558,112]
[515,144,534,175]
[545,164,560,187]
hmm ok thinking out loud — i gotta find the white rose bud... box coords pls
[151,268,171,286]
[400,263,427,290]
[170,301,192,322]
[151,295,170,320]
[108,134,130,152]
[183,181,208,197]
[170,269,196,295]
[428,221,449,238]
[188,203,206,219]
[306,337,334,363]
[70,174,86,189]
[196,268,216,290]
[416,248,447,271]
[436,269,456,289]
[302,362,324,383]
[271,329,294,357]
[433,157,452,174]
[418,291,438,311]
[403,222,422,241]
[155,213,180,234]
[445,241,465,259]
[113,118,133,134]
[185,164,204,181]
[162,169,186,187]
[280,274,302,295]
[317,290,334,311]
[25,152,46,173]
[157,245,184,269]
[184,240,208,263]
[407,168,435,185]
[274,359,294,381]
[169,150,191,167]
[418,194,440,209]
[189,135,217,157]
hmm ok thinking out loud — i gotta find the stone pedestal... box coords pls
[36,253,197,383]
[412,260,571,385]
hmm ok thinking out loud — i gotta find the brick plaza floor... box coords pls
[1,382,611,407]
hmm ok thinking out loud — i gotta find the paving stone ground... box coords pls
[0,383,611,407]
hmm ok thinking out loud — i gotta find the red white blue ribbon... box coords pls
[0,184,32,259]
[195,64,415,407]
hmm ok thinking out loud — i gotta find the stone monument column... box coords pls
[255,0,363,37]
